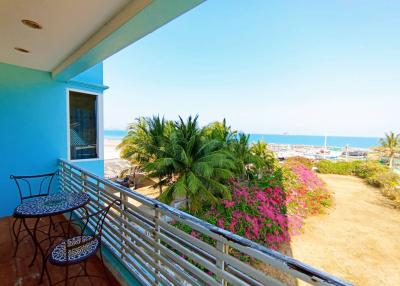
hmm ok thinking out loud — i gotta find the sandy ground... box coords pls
[104,138,131,178]
[104,138,121,160]
[290,174,400,286]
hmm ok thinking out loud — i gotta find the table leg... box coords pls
[21,217,40,267]
[12,217,23,257]
[21,217,53,284]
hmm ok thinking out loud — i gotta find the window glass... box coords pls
[69,91,97,160]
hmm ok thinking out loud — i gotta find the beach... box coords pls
[104,138,121,160]
[104,138,130,178]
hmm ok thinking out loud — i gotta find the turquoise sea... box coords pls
[104,130,380,149]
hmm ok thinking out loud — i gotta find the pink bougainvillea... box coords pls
[199,162,331,250]
[285,162,331,216]
[205,182,290,249]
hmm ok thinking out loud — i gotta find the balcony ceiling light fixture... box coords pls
[14,47,30,53]
[21,19,42,30]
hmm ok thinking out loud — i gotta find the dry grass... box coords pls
[290,174,400,286]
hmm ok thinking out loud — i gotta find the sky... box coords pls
[103,1,400,137]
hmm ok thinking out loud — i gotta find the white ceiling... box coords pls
[0,0,133,71]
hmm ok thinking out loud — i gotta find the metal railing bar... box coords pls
[59,159,354,286]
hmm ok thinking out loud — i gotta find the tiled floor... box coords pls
[0,216,120,286]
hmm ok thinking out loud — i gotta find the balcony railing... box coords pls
[59,159,353,286]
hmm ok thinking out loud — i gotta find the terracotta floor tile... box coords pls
[0,215,121,286]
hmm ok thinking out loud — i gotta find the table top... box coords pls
[14,192,90,218]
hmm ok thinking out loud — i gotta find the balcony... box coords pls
[0,159,353,286]
[0,215,122,286]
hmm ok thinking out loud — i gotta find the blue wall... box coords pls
[70,63,104,85]
[0,62,106,217]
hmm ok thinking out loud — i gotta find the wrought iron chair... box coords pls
[10,171,58,257]
[40,199,121,285]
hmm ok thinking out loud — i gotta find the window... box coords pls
[69,91,98,160]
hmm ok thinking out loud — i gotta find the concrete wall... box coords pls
[0,62,105,217]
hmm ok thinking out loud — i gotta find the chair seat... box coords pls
[49,236,99,265]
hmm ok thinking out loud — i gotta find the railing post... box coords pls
[153,205,161,285]
[96,181,100,203]
[216,240,229,286]
[59,161,65,193]
[68,164,73,193]
[119,191,128,260]
[80,171,87,194]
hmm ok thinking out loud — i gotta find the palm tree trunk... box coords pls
[184,177,189,210]
[158,176,162,196]
[133,169,137,189]
[389,155,394,168]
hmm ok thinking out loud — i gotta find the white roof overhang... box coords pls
[0,0,204,81]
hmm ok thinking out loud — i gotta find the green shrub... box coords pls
[366,170,399,189]
[316,160,355,175]
[284,156,314,169]
[353,161,389,179]
[367,170,400,207]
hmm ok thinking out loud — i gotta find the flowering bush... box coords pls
[284,163,331,216]
[195,163,331,250]
[204,181,290,250]
[173,162,330,254]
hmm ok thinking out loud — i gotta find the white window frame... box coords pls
[66,88,104,162]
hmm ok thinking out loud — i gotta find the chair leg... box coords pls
[39,255,52,285]
[49,216,57,231]
[28,218,41,267]
[12,218,22,257]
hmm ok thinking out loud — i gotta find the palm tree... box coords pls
[379,131,400,168]
[204,118,237,146]
[230,133,261,179]
[145,115,235,213]
[117,118,150,188]
[118,118,150,163]
[118,115,171,193]
[250,140,277,174]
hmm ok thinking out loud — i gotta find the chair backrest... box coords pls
[10,171,58,203]
[79,199,121,240]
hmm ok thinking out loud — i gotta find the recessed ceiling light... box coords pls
[14,47,30,53]
[21,19,42,29]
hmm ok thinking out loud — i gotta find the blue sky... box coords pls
[104,1,400,137]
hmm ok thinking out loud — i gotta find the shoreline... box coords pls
[104,130,380,149]
[104,137,372,162]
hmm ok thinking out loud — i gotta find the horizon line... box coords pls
[104,129,382,139]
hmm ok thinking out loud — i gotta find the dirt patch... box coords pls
[290,174,400,285]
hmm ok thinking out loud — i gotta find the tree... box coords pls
[250,140,277,174]
[117,118,150,188]
[203,118,237,146]
[230,133,261,179]
[118,118,150,163]
[145,115,236,213]
[117,115,172,194]
[379,131,400,168]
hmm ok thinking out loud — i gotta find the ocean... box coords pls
[104,130,380,149]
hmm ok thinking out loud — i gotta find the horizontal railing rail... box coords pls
[58,159,353,286]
